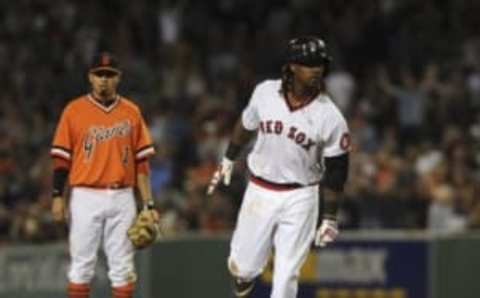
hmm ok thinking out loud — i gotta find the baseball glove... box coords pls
[127,210,160,249]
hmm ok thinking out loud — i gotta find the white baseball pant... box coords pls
[229,181,319,298]
[68,187,137,287]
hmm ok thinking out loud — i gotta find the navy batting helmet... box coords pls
[286,36,332,68]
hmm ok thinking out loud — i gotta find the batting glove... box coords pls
[207,157,234,195]
[314,219,339,247]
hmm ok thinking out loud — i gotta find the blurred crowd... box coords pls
[1,0,480,243]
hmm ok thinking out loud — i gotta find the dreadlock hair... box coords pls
[280,64,294,98]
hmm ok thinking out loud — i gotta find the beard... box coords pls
[303,77,322,95]
[309,75,323,87]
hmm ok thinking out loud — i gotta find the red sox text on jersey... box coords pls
[259,120,315,151]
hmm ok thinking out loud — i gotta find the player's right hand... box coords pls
[207,157,234,195]
[51,196,66,222]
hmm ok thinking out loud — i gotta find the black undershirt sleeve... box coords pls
[225,143,243,160]
[52,167,69,197]
[224,118,256,160]
[322,153,349,192]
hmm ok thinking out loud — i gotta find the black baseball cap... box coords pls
[89,52,121,74]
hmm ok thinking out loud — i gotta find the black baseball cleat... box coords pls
[233,278,255,298]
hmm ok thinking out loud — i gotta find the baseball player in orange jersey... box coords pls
[208,36,350,298]
[50,52,157,298]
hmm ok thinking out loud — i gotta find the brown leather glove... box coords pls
[127,210,160,249]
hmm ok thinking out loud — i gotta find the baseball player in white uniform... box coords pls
[208,36,351,298]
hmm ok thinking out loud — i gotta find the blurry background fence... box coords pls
[1,232,480,298]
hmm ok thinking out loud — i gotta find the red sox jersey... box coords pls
[242,79,350,185]
[50,94,155,187]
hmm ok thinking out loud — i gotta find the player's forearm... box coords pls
[321,153,349,220]
[322,188,341,220]
[136,173,154,209]
[225,119,255,160]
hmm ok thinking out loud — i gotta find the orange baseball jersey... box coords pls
[50,94,155,187]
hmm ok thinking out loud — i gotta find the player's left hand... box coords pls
[207,157,234,195]
[314,219,339,247]
[145,208,160,223]
[128,209,161,249]
[142,199,160,222]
